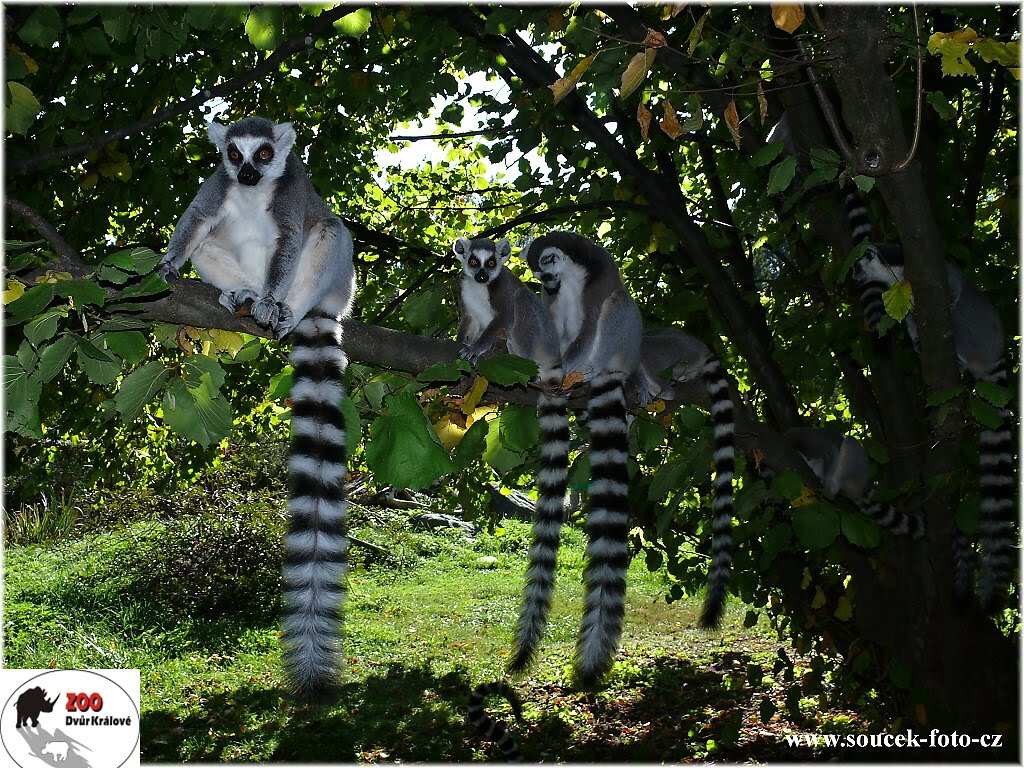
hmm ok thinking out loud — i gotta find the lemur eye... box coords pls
[486,258,496,268]
[228,147,241,163]
[258,146,273,161]
[468,258,479,267]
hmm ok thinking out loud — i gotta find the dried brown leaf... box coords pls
[637,101,653,140]
[724,99,742,149]
[757,81,768,124]
[643,28,668,48]
[771,3,805,34]
[659,99,685,139]
[549,54,597,105]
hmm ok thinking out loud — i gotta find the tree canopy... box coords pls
[4,3,1019,740]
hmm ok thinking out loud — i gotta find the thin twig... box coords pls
[390,127,516,142]
[794,33,857,168]
[4,197,85,266]
[891,7,923,173]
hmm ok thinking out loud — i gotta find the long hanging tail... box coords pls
[282,307,350,696]
[698,356,734,630]
[977,356,1016,612]
[859,491,926,539]
[576,372,630,687]
[508,385,570,674]
[468,681,523,762]
[952,526,978,600]
[843,189,888,331]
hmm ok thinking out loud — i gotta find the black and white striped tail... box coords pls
[976,357,1016,612]
[282,307,350,696]
[468,681,523,762]
[508,386,570,674]
[576,372,630,687]
[698,357,735,630]
[952,526,977,600]
[859,493,925,539]
[843,189,887,330]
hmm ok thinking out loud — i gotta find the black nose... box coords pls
[475,270,489,283]
[238,163,261,186]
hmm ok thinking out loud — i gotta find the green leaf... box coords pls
[926,90,957,120]
[340,395,361,457]
[969,397,1003,429]
[497,404,540,453]
[117,272,170,300]
[101,9,134,42]
[269,366,294,401]
[417,359,470,383]
[183,354,226,391]
[926,384,965,407]
[767,155,797,195]
[53,279,107,307]
[403,284,449,330]
[648,459,690,502]
[751,140,785,168]
[759,698,777,724]
[77,346,123,386]
[619,48,657,101]
[882,281,913,322]
[115,361,169,422]
[245,6,283,50]
[162,375,232,446]
[773,468,804,501]
[24,308,67,345]
[6,82,41,135]
[975,380,1011,408]
[4,355,42,437]
[365,390,455,489]
[791,504,841,549]
[853,174,875,193]
[103,331,149,365]
[634,415,666,452]
[100,247,162,275]
[5,283,55,324]
[17,6,62,47]
[334,7,372,38]
[453,416,490,472]
[840,511,880,548]
[34,334,78,383]
[475,354,537,386]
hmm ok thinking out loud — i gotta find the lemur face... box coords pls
[208,117,295,187]
[851,247,903,287]
[529,246,573,296]
[453,238,510,285]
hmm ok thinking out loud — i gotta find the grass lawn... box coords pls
[4,496,860,762]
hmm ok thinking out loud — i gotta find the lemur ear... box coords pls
[207,120,227,149]
[496,239,511,263]
[453,238,471,258]
[273,122,296,153]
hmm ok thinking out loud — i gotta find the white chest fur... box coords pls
[212,183,279,280]
[460,277,496,341]
[549,265,586,351]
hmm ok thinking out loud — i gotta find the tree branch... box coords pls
[7,5,361,176]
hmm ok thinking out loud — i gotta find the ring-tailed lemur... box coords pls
[630,328,736,629]
[845,189,1014,610]
[777,427,926,539]
[158,116,356,695]
[453,237,570,674]
[467,681,523,762]
[525,232,643,687]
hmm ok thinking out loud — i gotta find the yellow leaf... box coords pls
[203,328,246,357]
[792,485,816,506]
[646,399,666,413]
[659,99,685,139]
[642,28,668,48]
[927,29,979,77]
[461,375,490,415]
[549,54,597,105]
[687,11,708,56]
[810,586,826,610]
[8,44,38,74]
[35,270,74,284]
[434,414,467,450]
[724,100,742,149]
[619,49,657,101]
[637,101,653,140]
[800,567,812,590]
[4,277,26,303]
[771,3,804,34]
[834,595,853,622]
[757,81,768,124]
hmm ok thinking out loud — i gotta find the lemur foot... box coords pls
[156,260,179,281]
[219,288,260,314]
[250,296,296,339]
[460,342,491,366]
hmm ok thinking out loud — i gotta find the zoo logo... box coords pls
[0,669,139,768]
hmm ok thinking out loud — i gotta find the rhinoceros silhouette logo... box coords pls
[14,687,59,729]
